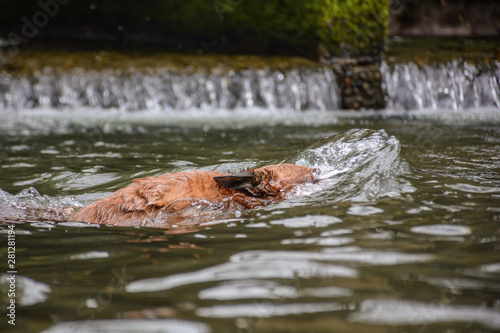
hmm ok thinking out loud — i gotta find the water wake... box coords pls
[0,187,80,223]
[0,129,414,223]
[292,128,414,202]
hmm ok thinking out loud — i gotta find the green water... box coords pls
[0,109,499,332]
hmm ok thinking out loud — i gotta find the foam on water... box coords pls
[1,105,499,138]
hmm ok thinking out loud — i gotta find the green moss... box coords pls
[0,48,320,74]
[318,0,389,56]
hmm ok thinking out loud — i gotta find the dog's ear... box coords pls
[213,170,256,191]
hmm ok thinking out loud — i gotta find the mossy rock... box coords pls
[318,0,389,57]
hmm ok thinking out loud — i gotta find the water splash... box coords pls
[0,187,81,223]
[0,66,339,111]
[0,187,80,209]
[292,129,415,202]
[0,129,414,223]
[382,61,500,111]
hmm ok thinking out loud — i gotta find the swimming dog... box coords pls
[72,163,316,227]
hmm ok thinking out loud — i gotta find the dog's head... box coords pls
[213,163,316,197]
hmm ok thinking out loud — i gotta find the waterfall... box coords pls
[0,66,339,111]
[382,61,500,111]
[1,60,499,112]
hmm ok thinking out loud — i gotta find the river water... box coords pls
[0,48,499,332]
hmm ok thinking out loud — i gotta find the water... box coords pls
[0,53,500,332]
[383,61,500,110]
[1,58,498,112]
[0,52,339,111]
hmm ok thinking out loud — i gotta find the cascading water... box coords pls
[1,60,499,112]
[382,61,500,111]
[0,66,339,111]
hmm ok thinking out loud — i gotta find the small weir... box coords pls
[0,58,499,111]
[0,66,339,111]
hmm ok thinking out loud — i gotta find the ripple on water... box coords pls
[281,237,353,246]
[126,250,358,293]
[270,215,342,228]
[70,251,110,260]
[196,302,347,318]
[124,248,431,294]
[41,319,210,333]
[349,299,500,329]
[317,248,431,265]
[481,263,500,273]
[446,183,500,194]
[199,281,297,300]
[419,275,500,291]
[199,281,354,301]
[0,274,51,306]
[56,221,101,228]
[410,224,471,236]
[347,205,384,216]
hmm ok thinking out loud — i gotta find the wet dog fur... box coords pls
[72,163,316,227]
